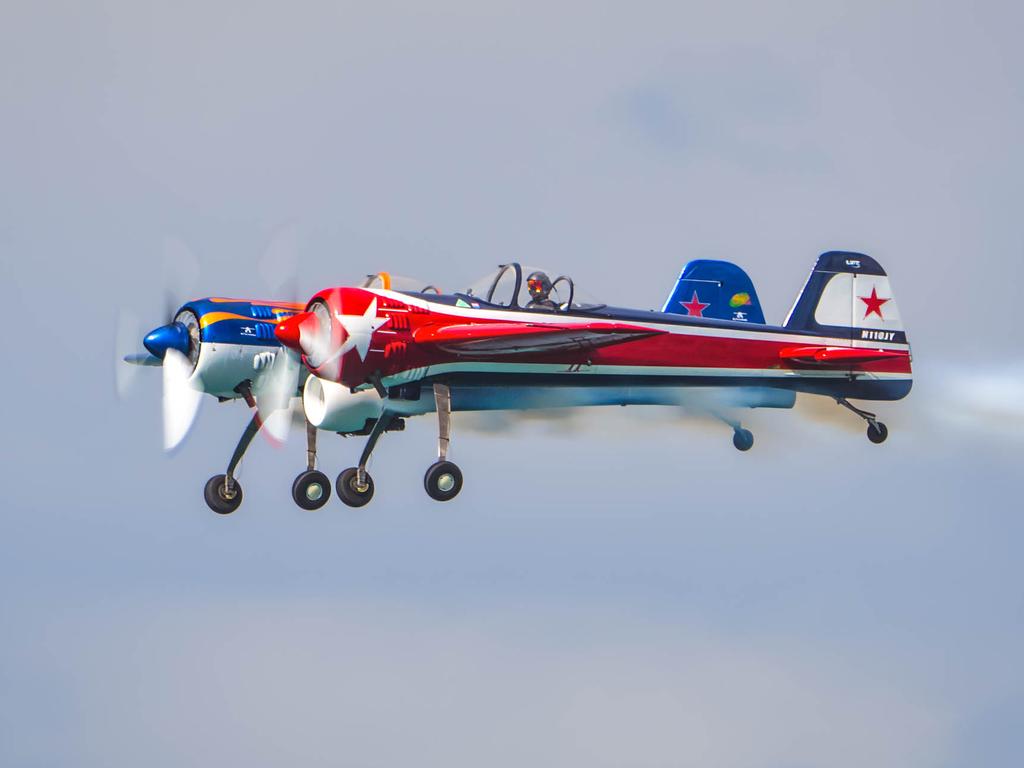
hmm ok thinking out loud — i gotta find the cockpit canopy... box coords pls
[360,272,442,295]
[463,263,602,312]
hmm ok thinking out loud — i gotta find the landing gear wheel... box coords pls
[424,460,463,502]
[204,474,242,515]
[292,470,331,510]
[336,467,374,507]
[867,422,888,444]
[732,428,754,452]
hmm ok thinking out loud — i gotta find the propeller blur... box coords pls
[120,272,442,514]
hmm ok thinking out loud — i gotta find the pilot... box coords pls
[525,270,558,310]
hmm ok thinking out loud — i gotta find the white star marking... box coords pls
[333,298,389,361]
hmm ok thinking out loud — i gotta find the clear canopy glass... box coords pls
[360,272,442,295]
[463,263,601,311]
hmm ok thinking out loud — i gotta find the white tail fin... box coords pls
[784,252,908,345]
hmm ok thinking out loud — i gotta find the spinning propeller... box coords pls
[115,229,305,451]
[122,302,206,452]
[161,347,204,451]
[114,237,205,451]
[274,299,342,381]
[253,346,303,445]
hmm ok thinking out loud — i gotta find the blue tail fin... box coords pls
[662,260,766,323]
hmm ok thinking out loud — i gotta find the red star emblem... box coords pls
[859,286,890,319]
[680,290,710,317]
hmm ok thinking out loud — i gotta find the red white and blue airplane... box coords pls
[234,250,912,513]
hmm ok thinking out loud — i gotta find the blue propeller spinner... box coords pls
[143,322,191,360]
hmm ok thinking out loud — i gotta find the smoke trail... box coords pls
[924,363,1024,441]
[457,361,1024,444]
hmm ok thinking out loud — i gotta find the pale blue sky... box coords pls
[2,2,1022,766]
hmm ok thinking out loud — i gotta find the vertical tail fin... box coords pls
[784,251,908,345]
[663,259,766,323]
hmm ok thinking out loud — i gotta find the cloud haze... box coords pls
[2,1,1022,766]
[6,599,955,768]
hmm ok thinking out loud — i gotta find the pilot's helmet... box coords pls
[526,271,552,300]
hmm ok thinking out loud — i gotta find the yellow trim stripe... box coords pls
[199,311,286,328]
[207,297,306,310]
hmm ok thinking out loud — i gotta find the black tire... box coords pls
[424,460,463,502]
[867,422,888,444]
[292,470,331,510]
[204,474,242,515]
[336,467,374,507]
[732,428,754,452]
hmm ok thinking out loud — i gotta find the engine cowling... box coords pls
[303,375,385,433]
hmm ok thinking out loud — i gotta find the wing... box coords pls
[779,345,907,365]
[413,321,663,356]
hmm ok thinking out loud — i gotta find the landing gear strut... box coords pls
[336,411,390,507]
[292,421,331,510]
[334,382,462,506]
[836,397,888,444]
[202,381,332,515]
[204,411,262,514]
[424,383,463,501]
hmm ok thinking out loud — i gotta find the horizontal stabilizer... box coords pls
[413,321,663,356]
[779,346,908,365]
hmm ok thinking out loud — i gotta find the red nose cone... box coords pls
[275,312,310,350]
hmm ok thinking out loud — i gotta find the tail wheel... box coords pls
[204,474,242,515]
[867,422,889,444]
[732,428,754,452]
[336,467,374,507]
[424,460,463,502]
[292,470,331,510]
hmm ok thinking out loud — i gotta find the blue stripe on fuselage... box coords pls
[179,298,301,347]
[412,371,912,402]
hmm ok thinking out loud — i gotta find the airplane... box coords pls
[262,251,912,511]
[123,273,442,513]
